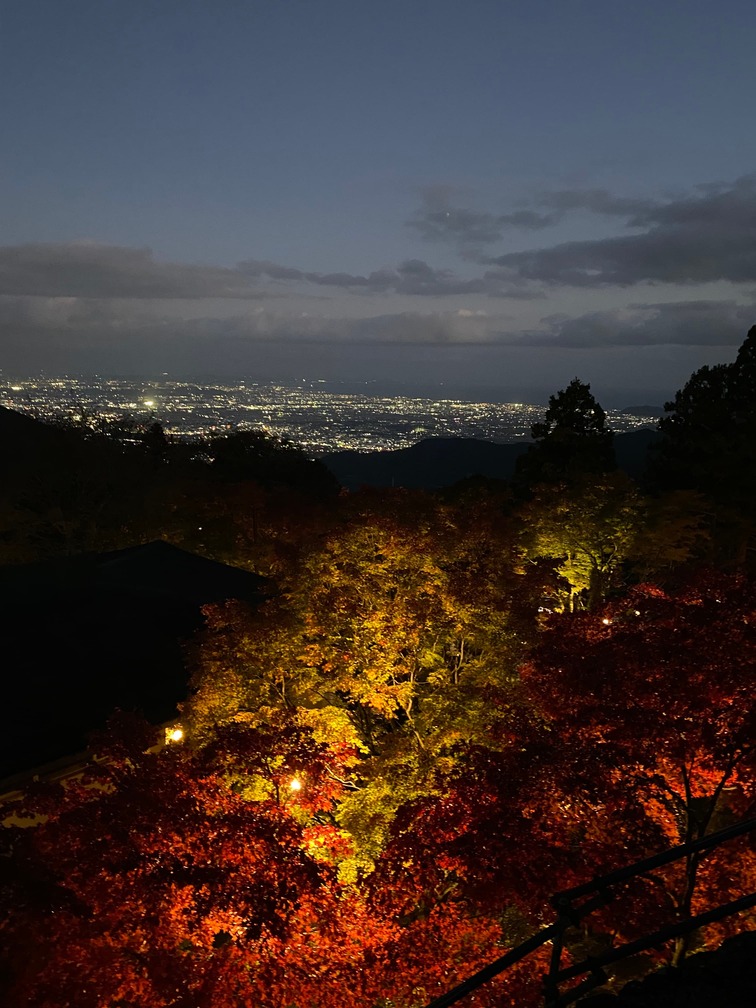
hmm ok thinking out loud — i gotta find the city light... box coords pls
[2,375,660,455]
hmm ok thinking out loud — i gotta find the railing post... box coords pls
[543,895,570,1007]
[544,889,613,1007]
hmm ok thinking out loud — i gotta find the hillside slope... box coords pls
[322,429,659,490]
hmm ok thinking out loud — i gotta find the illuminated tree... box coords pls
[6,519,756,1004]
[186,489,544,867]
[518,474,708,610]
[0,714,402,1008]
[0,711,555,1008]
[522,573,756,962]
[370,572,756,987]
[518,472,644,610]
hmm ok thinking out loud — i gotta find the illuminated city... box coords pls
[0,374,660,455]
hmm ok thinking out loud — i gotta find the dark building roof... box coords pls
[95,540,267,607]
[0,542,269,782]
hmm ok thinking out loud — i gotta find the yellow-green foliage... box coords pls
[185,490,541,864]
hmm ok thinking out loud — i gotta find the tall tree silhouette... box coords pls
[655,325,756,563]
[515,378,615,490]
[208,428,338,497]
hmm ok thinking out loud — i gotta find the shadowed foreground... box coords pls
[582,930,756,1006]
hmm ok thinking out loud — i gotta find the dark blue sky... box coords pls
[2,0,756,400]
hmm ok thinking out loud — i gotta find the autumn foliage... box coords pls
[5,549,756,1005]
[5,340,756,1005]
[1,713,396,1008]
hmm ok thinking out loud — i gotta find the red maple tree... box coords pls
[0,713,400,1007]
[373,571,756,992]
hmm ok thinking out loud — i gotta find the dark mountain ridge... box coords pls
[321,429,659,490]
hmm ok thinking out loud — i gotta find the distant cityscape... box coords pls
[1,374,662,455]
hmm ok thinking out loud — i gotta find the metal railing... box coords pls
[423,815,756,1008]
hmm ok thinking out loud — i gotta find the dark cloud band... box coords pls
[524,300,756,348]
[408,173,756,287]
[0,243,535,302]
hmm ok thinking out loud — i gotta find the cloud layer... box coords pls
[1,173,755,382]
[240,257,537,298]
[0,243,270,300]
[527,299,756,348]
[410,174,756,287]
[4,175,756,310]
[0,243,533,302]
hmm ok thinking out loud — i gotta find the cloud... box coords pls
[5,287,751,370]
[408,174,756,287]
[3,289,751,390]
[0,292,511,353]
[405,184,660,252]
[240,257,540,299]
[178,307,509,346]
[0,297,521,378]
[0,242,540,303]
[490,225,756,287]
[484,175,756,286]
[406,186,558,248]
[0,242,273,300]
[523,299,756,348]
[533,188,657,219]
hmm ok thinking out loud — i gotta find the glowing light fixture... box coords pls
[166,726,184,743]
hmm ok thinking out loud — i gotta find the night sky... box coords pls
[2,0,756,401]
